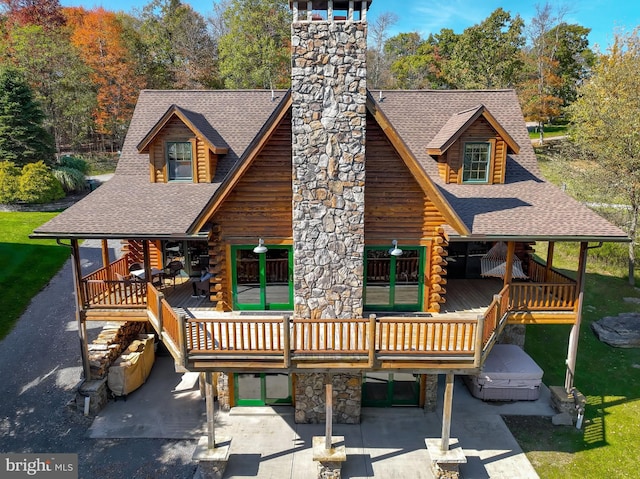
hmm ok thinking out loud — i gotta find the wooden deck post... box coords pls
[205,371,216,449]
[71,239,91,380]
[545,241,555,282]
[503,241,515,287]
[441,373,455,451]
[177,312,188,367]
[566,242,588,392]
[101,239,111,281]
[325,382,333,450]
[283,316,291,368]
[474,314,485,367]
[142,240,151,281]
[368,314,376,367]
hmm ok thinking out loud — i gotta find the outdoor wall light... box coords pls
[389,239,403,257]
[253,238,268,254]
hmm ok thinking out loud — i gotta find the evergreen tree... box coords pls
[0,67,55,166]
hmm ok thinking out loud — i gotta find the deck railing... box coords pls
[80,256,148,308]
[528,258,576,284]
[292,318,370,354]
[509,282,577,311]
[187,317,286,354]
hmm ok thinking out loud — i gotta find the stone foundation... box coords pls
[75,378,108,416]
[549,386,586,423]
[294,373,361,424]
[88,321,146,379]
[216,373,231,411]
[424,374,438,412]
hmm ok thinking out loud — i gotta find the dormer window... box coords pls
[167,141,193,181]
[462,142,491,183]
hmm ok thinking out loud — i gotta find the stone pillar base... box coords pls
[425,438,467,479]
[192,436,230,479]
[312,436,346,479]
[76,378,108,416]
[549,386,586,423]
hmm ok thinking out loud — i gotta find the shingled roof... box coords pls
[371,89,627,241]
[35,90,288,238]
[34,87,628,242]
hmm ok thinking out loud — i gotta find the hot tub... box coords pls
[464,344,543,401]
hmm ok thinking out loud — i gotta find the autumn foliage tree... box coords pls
[66,7,145,149]
[0,0,65,28]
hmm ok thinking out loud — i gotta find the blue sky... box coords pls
[60,0,640,51]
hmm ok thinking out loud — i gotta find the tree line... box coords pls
[0,0,595,157]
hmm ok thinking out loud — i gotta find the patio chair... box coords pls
[128,262,143,273]
[164,260,184,289]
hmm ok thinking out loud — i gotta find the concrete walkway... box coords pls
[90,356,555,478]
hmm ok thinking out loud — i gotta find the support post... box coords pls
[441,373,454,451]
[368,314,376,367]
[545,241,555,281]
[142,240,151,281]
[101,239,111,281]
[156,291,164,340]
[283,316,291,368]
[327,0,333,21]
[474,314,485,367]
[348,0,354,21]
[566,242,588,392]
[71,239,91,380]
[206,371,216,449]
[307,1,312,21]
[503,241,515,287]
[325,382,333,450]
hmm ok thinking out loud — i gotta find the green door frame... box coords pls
[234,373,292,406]
[231,245,293,310]
[362,373,420,407]
[364,246,425,311]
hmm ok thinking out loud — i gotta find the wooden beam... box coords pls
[545,241,555,282]
[566,242,588,392]
[205,371,216,449]
[441,373,454,451]
[101,240,111,281]
[503,241,515,287]
[325,382,333,450]
[71,240,91,380]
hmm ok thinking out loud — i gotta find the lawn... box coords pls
[506,242,640,478]
[0,212,70,339]
[528,123,569,139]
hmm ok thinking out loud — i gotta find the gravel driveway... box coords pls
[0,240,198,478]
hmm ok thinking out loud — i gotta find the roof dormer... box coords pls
[427,105,519,185]
[137,105,228,184]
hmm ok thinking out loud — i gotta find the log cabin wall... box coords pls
[211,112,293,241]
[365,114,447,241]
[123,240,163,269]
[442,116,507,185]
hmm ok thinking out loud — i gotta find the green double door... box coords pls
[362,373,420,407]
[234,373,292,406]
[232,246,293,310]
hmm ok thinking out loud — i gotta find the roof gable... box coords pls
[426,104,520,156]
[136,104,229,155]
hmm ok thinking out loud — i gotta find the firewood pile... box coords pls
[88,322,146,379]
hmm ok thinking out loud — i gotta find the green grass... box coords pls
[0,212,70,339]
[528,124,569,139]
[506,242,640,478]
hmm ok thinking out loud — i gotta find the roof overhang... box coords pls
[446,234,631,243]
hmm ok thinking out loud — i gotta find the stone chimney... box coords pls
[290,1,370,319]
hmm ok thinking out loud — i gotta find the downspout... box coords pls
[57,239,92,381]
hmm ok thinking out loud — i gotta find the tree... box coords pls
[445,8,524,89]
[568,30,640,284]
[0,66,54,166]
[367,11,397,89]
[66,7,145,149]
[138,0,219,89]
[0,0,65,29]
[218,0,290,89]
[7,24,96,152]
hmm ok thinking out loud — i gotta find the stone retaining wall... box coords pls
[294,373,362,424]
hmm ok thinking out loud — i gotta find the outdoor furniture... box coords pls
[164,260,184,289]
[130,267,163,285]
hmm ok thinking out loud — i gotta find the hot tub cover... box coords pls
[477,344,543,388]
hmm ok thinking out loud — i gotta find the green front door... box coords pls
[362,373,420,407]
[234,373,292,406]
[232,245,293,310]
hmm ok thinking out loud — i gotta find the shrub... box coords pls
[0,161,20,203]
[58,155,89,174]
[18,161,65,204]
[52,166,88,193]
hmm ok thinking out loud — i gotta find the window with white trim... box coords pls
[462,142,491,183]
[167,141,193,181]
